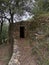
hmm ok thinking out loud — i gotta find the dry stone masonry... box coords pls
[8,39,20,65]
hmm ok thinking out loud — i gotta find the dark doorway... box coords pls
[20,27,25,38]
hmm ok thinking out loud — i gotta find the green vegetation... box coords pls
[31,20,49,65]
[32,38,49,65]
[0,23,9,44]
[33,0,49,16]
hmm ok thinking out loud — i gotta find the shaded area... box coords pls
[20,27,25,38]
[0,42,13,65]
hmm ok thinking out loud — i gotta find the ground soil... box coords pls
[0,43,13,65]
[17,39,36,65]
[0,39,36,65]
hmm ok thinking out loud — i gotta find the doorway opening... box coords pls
[20,27,25,38]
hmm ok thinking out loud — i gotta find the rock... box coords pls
[8,40,20,65]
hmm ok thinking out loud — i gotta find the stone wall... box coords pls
[13,21,39,39]
[13,21,30,39]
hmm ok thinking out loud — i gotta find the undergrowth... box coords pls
[31,22,49,65]
[0,23,9,44]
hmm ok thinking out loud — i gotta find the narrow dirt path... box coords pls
[8,39,36,65]
[16,39,36,65]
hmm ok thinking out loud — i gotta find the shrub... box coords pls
[32,22,49,65]
[0,23,9,44]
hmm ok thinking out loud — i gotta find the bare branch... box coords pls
[0,16,10,22]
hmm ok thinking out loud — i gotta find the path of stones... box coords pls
[8,39,36,65]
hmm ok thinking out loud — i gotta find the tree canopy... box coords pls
[33,0,49,16]
[0,0,34,23]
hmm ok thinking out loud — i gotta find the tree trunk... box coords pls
[8,8,14,57]
[0,21,3,44]
[9,23,14,43]
[8,23,14,56]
